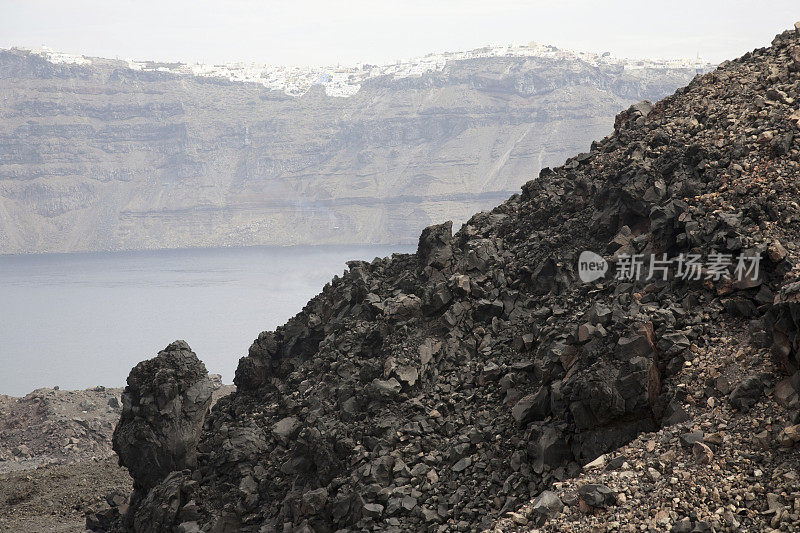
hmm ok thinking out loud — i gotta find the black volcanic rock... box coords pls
[766,280,800,374]
[112,341,212,493]
[417,220,454,271]
[101,25,800,533]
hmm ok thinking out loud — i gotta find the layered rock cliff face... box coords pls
[93,25,800,532]
[0,49,702,254]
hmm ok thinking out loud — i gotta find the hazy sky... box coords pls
[1,1,798,66]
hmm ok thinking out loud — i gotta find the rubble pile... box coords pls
[0,386,123,473]
[99,24,800,532]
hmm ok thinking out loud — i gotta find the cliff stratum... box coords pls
[0,47,704,254]
[91,25,800,533]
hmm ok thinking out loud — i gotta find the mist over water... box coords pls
[0,245,413,397]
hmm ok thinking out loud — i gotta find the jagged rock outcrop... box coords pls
[101,24,800,533]
[0,49,705,254]
[112,341,212,493]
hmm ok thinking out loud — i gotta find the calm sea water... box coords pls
[0,245,413,396]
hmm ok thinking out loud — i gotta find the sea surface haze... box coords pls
[0,244,413,396]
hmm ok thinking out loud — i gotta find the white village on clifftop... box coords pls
[17,43,713,98]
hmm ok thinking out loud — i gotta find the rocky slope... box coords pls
[94,24,800,533]
[0,48,703,254]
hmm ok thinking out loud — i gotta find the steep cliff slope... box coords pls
[0,49,702,254]
[99,25,800,533]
